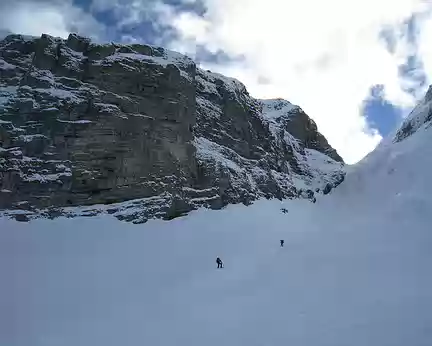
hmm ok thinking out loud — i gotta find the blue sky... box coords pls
[363,86,402,136]
[1,0,431,163]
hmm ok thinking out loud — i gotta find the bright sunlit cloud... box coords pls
[158,0,432,163]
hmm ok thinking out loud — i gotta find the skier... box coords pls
[216,257,223,268]
[280,239,284,247]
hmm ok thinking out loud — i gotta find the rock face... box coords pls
[395,85,432,143]
[0,33,344,222]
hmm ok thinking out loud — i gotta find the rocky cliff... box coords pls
[395,85,432,143]
[0,33,344,222]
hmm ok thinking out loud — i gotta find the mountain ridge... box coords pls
[0,33,344,222]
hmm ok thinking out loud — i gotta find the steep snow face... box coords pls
[338,90,432,206]
[1,89,432,345]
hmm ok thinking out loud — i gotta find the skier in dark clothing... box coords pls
[280,239,284,247]
[216,257,223,268]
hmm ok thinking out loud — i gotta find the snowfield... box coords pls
[2,107,432,345]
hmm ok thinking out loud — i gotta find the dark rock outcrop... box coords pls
[0,33,345,222]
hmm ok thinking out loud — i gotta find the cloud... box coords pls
[159,0,432,163]
[2,0,432,164]
[0,0,105,40]
[418,12,432,89]
[88,0,204,46]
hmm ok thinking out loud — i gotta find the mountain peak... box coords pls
[260,98,299,120]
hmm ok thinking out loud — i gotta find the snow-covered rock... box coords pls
[192,69,344,207]
[394,85,432,142]
[0,33,344,222]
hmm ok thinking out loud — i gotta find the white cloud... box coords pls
[160,0,432,163]
[418,13,432,85]
[89,0,175,45]
[0,0,105,40]
[0,2,68,38]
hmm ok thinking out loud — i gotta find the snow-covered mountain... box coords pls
[1,83,432,346]
[0,33,344,222]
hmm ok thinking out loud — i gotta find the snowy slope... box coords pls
[2,90,432,346]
